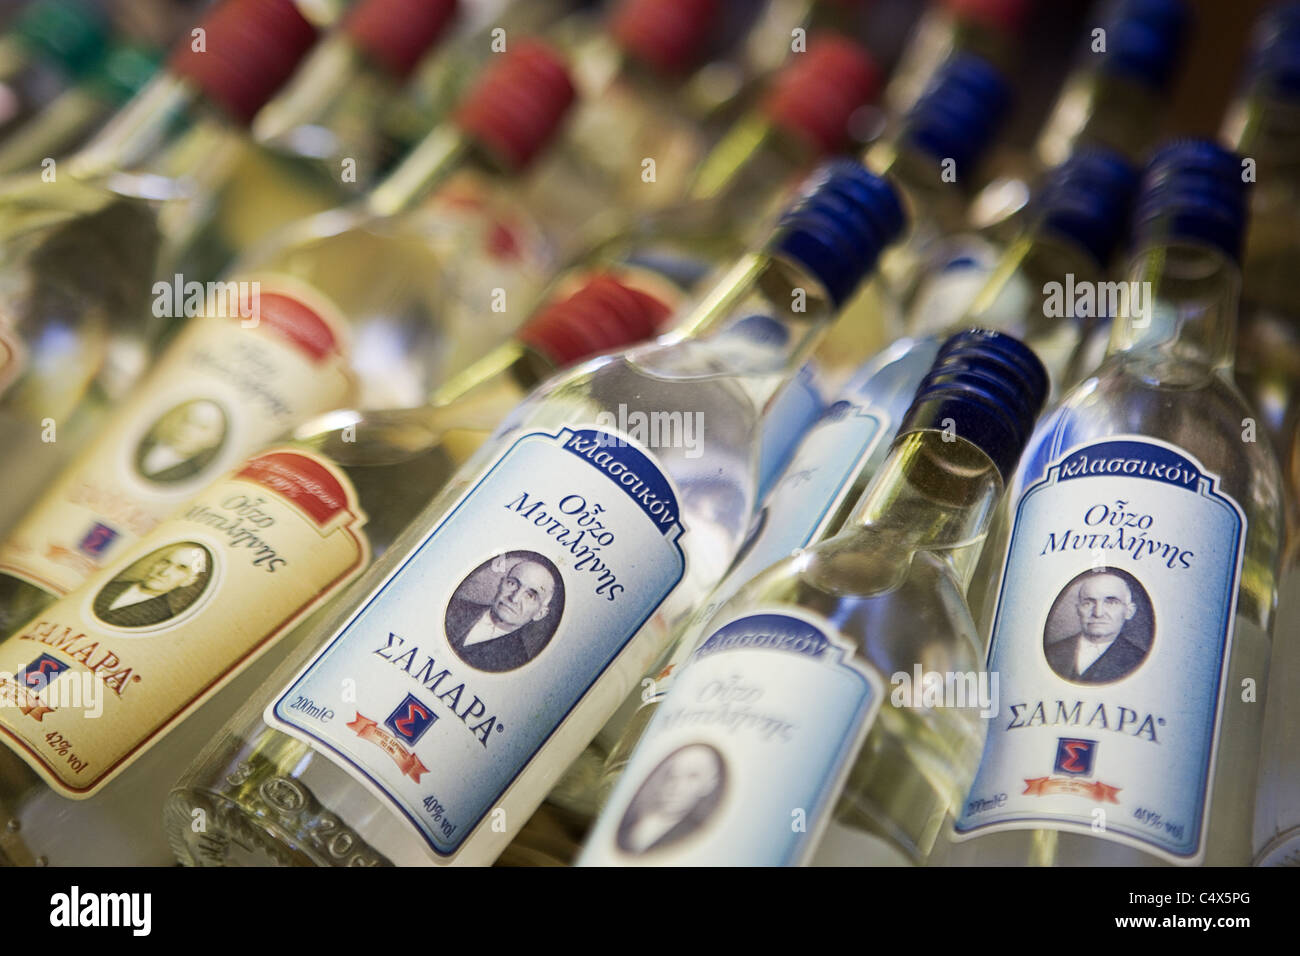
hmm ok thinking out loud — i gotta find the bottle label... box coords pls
[578,608,882,865]
[0,449,369,796]
[906,238,1003,338]
[726,400,888,606]
[0,277,354,597]
[954,437,1246,863]
[1255,832,1300,867]
[265,425,688,857]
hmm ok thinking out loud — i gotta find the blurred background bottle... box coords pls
[0,272,669,867]
[0,0,108,141]
[0,0,323,542]
[968,0,1190,248]
[0,41,577,635]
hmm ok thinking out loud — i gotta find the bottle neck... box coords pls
[869,139,966,235]
[1034,66,1163,168]
[1106,241,1241,375]
[1223,85,1300,173]
[67,73,208,180]
[843,429,1005,587]
[867,139,969,292]
[363,123,475,217]
[430,340,554,410]
[684,113,794,204]
[959,231,1106,381]
[667,251,833,360]
[249,33,381,148]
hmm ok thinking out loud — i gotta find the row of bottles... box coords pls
[0,0,1291,870]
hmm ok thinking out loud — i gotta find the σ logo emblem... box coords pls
[385,693,437,746]
[1054,738,1098,777]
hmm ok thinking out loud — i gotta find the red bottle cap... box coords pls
[344,0,459,79]
[761,35,882,154]
[168,0,319,126]
[517,275,671,368]
[452,40,577,172]
[609,0,721,76]
[942,0,1032,36]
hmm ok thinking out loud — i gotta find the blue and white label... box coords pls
[700,402,887,628]
[577,608,882,866]
[265,426,686,857]
[954,437,1246,863]
[731,402,887,595]
[906,237,1004,337]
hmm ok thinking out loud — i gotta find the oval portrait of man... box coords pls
[444,551,565,673]
[92,542,215,630]
[616,743,727,856]
[1042,566,1155,685]
[134,399,229,484]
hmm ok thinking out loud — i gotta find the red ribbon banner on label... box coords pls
[348,713,429,783]
[1023,777,1122,803]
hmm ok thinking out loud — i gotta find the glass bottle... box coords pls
[577,330,1047,865]
[252,0,460,186]
[164,160,908,866]
[967,0,1190,242]
[1222,3,1300,867]
[596,147,1141,814]
[0,40,159,177]
[948,141,1284,866]
[834,54,1010,358]
[162,0,465,286]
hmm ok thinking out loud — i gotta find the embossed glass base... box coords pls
[166,732,391,868]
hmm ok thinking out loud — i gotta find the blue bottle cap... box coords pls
[1031,147,1140,266]
[903,54,1010,176]
[1243,2,1300,98]
[1085,0,1192,89]
[1098,18,1186,90]
[768,160,907,307]
[1133,139,1247,261]
[898,329,1049,483]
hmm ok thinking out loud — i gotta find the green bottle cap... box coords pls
[89,42,162,106]
[14,0,109,78]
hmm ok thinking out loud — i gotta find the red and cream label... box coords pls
[0,276,355,597]
[0,319,24,398]
[0,447,369,796]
